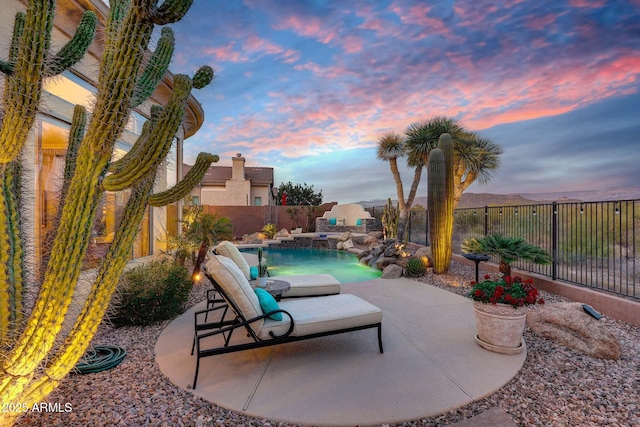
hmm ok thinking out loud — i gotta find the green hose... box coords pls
[74,345,126,374]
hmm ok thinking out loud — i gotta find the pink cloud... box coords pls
[569,0,606,7]
[273,14,338,44]
[202,43,244,62]
[342,35,364,54]
[525,13,560,31]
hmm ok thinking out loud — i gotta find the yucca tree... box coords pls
[462,234,553,277]
[405,116,503,208]
[376,131,422,241]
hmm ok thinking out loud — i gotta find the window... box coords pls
[254,196,262,206]
[192,196,200,205]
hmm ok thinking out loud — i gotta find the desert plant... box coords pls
[404,258,427,277]
[382,198,399,239]
[0,1,217,420]
[262,223,277,239]
[462,233,553,277]
[111,260,192,326]
[257,247,268,277]
[185,213,233,280]
[427,134,455,274]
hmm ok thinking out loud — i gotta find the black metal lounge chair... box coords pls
[191,255,383,389]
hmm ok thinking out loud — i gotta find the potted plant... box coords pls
[257,247,268,287]
[468,274,545,354]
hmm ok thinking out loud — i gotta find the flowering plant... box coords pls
[468,275,544,308]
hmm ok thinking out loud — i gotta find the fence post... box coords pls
[552,201,558,280]
[484,206,488,235]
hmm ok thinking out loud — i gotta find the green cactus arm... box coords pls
[98,0,129,85]
[131,27,175,108]
[0,1,55,164]
[44,11,97,77]
[427,148,447,273]
[59,105,87,207]
[149,152,218,206]
[193,66,215,89]
[149,0,195,25]
[108,105,161,175]
[18,173,157,405]
[102,74,193,191]
[0,12,26,75]
[0,174,13,345]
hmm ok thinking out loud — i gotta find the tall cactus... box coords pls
[0,1,216,424]
[427,133,455,274]
[381,197,399,240]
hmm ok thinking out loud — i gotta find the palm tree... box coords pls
[184,212,234,280]
[462,234,552,277]
[376,131,423,241]
[405,116,503,208]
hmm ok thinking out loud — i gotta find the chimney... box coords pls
[231,153,245,181]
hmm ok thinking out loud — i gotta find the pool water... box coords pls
[245,248,381,283]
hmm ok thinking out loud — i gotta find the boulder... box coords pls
[357,249,371,260]
[336,241,344,250]
[363,235,379,247]
[369,231,384,240]
[413,246,432,259]
[275,228,290,238]
[342,239,354,250]
[376,256,397,270]
[381,264,403,279]
[384,246,398,257]
[395,257,410,268]
[526,303,622,360]
[360,254,374,266]
[339,232,352,242]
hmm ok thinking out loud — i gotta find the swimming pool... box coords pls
[243,248,381,283]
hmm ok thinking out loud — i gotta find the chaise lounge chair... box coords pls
[213,241,341,298]
[191,255,383,389]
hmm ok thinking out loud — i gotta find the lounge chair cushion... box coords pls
[214,241,251,280]
[206,255,263,330]
[249,266,259,280]
[269,273,341,298]
[254,288,282,321]
[259,294,382,339]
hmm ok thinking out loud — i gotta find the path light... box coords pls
[615,203,620,214]
[580,204,584,214]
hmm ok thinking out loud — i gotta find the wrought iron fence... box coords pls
[408,200,639,300]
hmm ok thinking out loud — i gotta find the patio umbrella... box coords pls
[282,191,287,205]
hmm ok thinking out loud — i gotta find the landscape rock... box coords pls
[368,231,383,240]
[363,235,379,247]
[381,264,403,279]
[275,228,290,238]
[357,249,371,260]
[342,239,354,250]
[360,254,374,266]
[383,246,398,257]
[376,256,397,270]
[526,302,622,360]
[339,232,352,242]
[336,241,344,250]
[396,257,410,268]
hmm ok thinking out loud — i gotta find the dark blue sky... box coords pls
[170,0,640,202]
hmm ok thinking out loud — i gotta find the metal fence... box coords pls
[407,200,639,300]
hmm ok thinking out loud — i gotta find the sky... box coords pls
[168,0,640,204]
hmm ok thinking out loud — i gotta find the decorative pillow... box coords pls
[205,255,263,330]
[214,241,251,280]
[329,217,337,225]
[254,288,282,321]
[250,266,259,280]
[356,218,362,226]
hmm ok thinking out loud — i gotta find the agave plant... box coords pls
[462,234,552,277]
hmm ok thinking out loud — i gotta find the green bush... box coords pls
[111,260,193,326]
[405,257,427,277]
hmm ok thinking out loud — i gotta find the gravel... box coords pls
[15,261,640,427]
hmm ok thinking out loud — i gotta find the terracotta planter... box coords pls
[473,301,526,354]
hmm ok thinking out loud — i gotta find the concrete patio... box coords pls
[155,277,526,426]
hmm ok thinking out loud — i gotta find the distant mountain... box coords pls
[352,186,640,208]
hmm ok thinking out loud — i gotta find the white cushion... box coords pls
[258,294,382,340]
[214,241,251,280]
[269,274,341,298]
[206,255,263,331]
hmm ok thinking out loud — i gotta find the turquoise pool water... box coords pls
[244,248,381,283]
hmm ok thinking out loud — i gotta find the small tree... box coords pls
[462,234,552,277]
[276,181,323,205]
[185,213,233,280]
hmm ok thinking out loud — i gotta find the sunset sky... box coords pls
[170,0,640,204]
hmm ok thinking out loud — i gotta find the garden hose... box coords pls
[74,345,127,374]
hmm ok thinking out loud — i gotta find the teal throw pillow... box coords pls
[250,266,258,280]
[329,217,337,225]
[356,218,362,226]
[254,288,282,320]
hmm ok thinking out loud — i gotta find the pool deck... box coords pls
[155,277,525,426]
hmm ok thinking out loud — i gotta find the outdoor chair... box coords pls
[191,255,383,389]
[213,241,341,298]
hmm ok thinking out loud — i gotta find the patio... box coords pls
[155,277,526,426]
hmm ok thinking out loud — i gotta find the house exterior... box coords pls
[0,0,204,273]
[187,154,275,206]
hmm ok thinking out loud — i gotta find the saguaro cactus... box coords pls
[382,198,399,240]
[427,133,455,274]
[0,1,216,424]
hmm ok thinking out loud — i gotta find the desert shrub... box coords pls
[405,257,427,277]
[262,223,278,239]
[111,260,192,326]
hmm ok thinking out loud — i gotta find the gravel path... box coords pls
[15,261,639,427]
